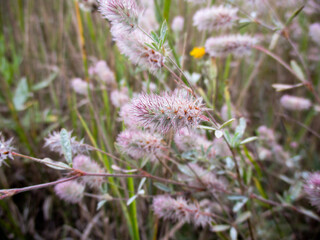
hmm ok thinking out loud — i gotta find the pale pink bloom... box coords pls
[0,133,14,167]
[258,147,272,160]
[305,172,320,211]
[280,95,312,111]
[44,131,90,155]
[205,34,258,58]
[139,8,159,32]
[71,78,92,95]
[111,87,130,107]
[142,82,157,92]
[73,155,105,188]
[212,138,232,157]
[129,91,206,133]
[174,128,215,158]
[152,195,213,227]
[90,60,116,84]
[193,6,238,32]
[111,26,165,72]
[257,126,276,144]
[118,103,138,127]
[309,23,320,45]
[116,129,166,161]
[171,16,184,32]
[54,180,85,203]
[98,0,139,32]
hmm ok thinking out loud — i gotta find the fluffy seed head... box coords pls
[111,26,165,73]
[205,34,258,58]
[304,172,320,211]
[44,131,90,155]
[111,87,130,107]
[71,78,92,95]
[116,129,166,161]
[73,155,105,188]
[98,0,139,32]
[152,195,213,227]
[89,60,116,85]
[0,133,14,167]
[193,6,238,32]
[280,95,312,111]
[129,91,206,133]
[54,180,85,204]
[171,16,184,32]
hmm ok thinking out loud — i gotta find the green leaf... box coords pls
[153,182,171,192]
[240,136,258,145]
[127,194,138,206]
[160,20,168,42]
[197,125,217,131]
[13,77,30,111]
[60,129,73,164]
[220,118,236,129]
[290,60,305,82]
[235,118,246,139]
[233,198,248,212]
[138,177,147,191]
[97,200,107,210]
[285,4,305,27]
[31,71,58,91]
[151,31,160,43]
[211,225,230,232]
[177,164,194,176]
[41,158,71,170]
[235,211,251,224]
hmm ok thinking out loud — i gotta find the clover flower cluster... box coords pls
[129,91,206,133]
[116,129,166,161]
[280,95,312,111]
[0,133,14,167]
[73,155,105,189]
[98,0,165,72]
[44,131,90,156]
[111,86,130,107]
[71,78,93,95]
[205,34,258,58]
[193,6,238,32]
[304,172,320,211]
[174,128,215,158]
[118,103,138,127]
[152,195,213,228]
[171,16,184,32]
[54,180,85,204]
[89,60,116,85]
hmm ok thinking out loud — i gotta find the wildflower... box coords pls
[73,155,105,188]
[111,26,165,72]
[44,131,90,155]
[98,0,139,32]
[280,95,312,111]
[205,34,258,58]
[257,125,276,144]
[174,128,215,158]
[54,180,85,204]
[116,129,166,161]
[71,78,92,95]
[190,47,206,59]
[118,103,138,127]
[129,91,206,133]
[193,6,238,32]
[0,133,14,167]
[110,87,130,107]
[309,23,320,45]
[304,172,320,211]
[89,60,116,85]
[152,195,213,227]
[171,16,184,32]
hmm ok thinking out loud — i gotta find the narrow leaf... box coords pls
[60,129,72,164]
[153,182,171,192]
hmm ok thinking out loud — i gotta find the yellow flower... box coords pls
[190,47,206,59]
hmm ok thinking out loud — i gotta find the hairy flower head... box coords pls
[171,16,184,32]
[129,91,206,133]
[0,133,14,167]
[54,180,85,204]
[304,172,320,211]
[280,95,312,111]
[89,60,116,85]
[152,195,213,227]
[193,6,238,32]
[116,129,166,161]
[73,155,105,188]
[71,78,93,95]
[205,34,258,58]
[119,103,139,127]
[111,87,130,107]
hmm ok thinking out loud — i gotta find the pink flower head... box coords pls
[118,103,138,127]
[305,172,320,211]
[152,195,213,227]
[98,0,139,32]
[257,125,276,144]
[90,60,116,85]
[193,6,238,32]
[205,34,258,58]
[71,78,93,95]
[280,95,312,111]
[171,16,184,32]
[111,87,130,107]
[129,91,206,133]
[73,155,105,188]
[54,180,85,204]
[116,129,166,161]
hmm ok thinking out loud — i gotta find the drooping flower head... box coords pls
[98,0,139,32]
[44,131,90,155]
[152,195,213,227]
[205,34,258,58]
[304,172,320,211]
[0,133,14,167]
[129,91,206,133]
[54,180,85,204]
[193,6,238,32]
[73,155,105,188]
[116,129,166,161]
[280,95,312,111]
